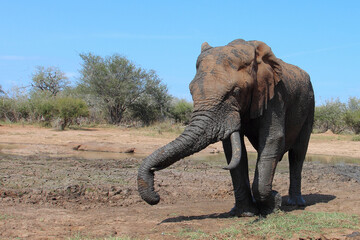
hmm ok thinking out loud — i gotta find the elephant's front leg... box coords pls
[252,118,285,215]
[222,134,258,217]
[252,153,283,215]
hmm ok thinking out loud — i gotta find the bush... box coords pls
[53,97,89,130]
[28,92,89,129]
[78,53,171,125]
[29,92,55,125]
[314,98,346,133]
[0,97,16,122]
[0,89,31,122]
[344,97,360,134]
[169,99,193,124]
[352,135,360,141]
[345,111,360,134]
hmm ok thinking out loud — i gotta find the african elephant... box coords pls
[137,39,314,216]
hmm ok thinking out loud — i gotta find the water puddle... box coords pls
[70,150,146,161]
[0,143,359,167]
[184,152,360,174]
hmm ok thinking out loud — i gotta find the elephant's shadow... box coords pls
[160,193,336,224]
[281,193,336,212]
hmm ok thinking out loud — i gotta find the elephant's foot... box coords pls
[287,194,306,206]
[229,197,258,217]
[229,204,258,217]
[258,190,282,216]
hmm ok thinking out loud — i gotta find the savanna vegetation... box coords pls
[1,53,359,137]
[314,97,360,137]
[0,54,193,129]
[0,54,359,239]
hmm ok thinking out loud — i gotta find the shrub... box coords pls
[352,135,360,141]
[28,91,56,125]
[345,110,360,134]
[344,97,360,134]
[0,91,31,122]
[169,99,193,124]
[314,98,346,133]
[53,97,89,130]
[0,97,16,122]
[78,53,170,125]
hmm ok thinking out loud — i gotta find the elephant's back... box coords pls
[280,61,314,149]
[280,61,314,109]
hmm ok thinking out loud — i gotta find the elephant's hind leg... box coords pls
[222,135,257,217]
[287,116,313,206]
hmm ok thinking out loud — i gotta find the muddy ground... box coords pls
[0,125,359,239]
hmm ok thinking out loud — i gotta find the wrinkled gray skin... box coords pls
[138,39,314,216]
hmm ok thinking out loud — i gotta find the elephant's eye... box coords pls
[237,64,246,71]
[237,61,252,71]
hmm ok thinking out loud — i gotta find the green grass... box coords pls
[167,211,359,239]
[352,135,360,141]
[161,211,359,239]
[310,133,353,141]
[217,211,359,239]
[140,121,185,137]
[177,227,208,239]
[0,213,12,221]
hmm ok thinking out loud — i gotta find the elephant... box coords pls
[137,39,314,216]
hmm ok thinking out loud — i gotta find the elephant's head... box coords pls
[137,39,282,205]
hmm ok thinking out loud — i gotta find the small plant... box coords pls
[177,227,208,239]
[0,213,12,221]
[352,135,360,141]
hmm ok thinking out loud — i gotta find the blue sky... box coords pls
[1,0,359,104]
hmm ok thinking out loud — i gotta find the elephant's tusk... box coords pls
[223,131,242,170]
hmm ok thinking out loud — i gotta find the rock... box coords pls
[124,148,135,153]
[71,142,135,153]
[72,144,81,150]
[210,148,220,154]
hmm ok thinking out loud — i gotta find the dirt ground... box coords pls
[0,125,360,239]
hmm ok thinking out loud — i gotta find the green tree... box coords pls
[78,53,170,124]
[347,97,360,112]
[128,72,172,125]
[314,98,346,133]
[53,97,89,130]
[31,66,69,96]
[0,85,4,95]
[0,97,14,121]
[28,91,55,125]
[0,86,30,122]
[344,97,360,134]
[169,98,193,124]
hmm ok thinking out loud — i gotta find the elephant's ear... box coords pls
[249,41,282,119]
[201,42,212,52]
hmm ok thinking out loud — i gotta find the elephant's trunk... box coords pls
[137,114,242,205]
[137,116,218,205]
